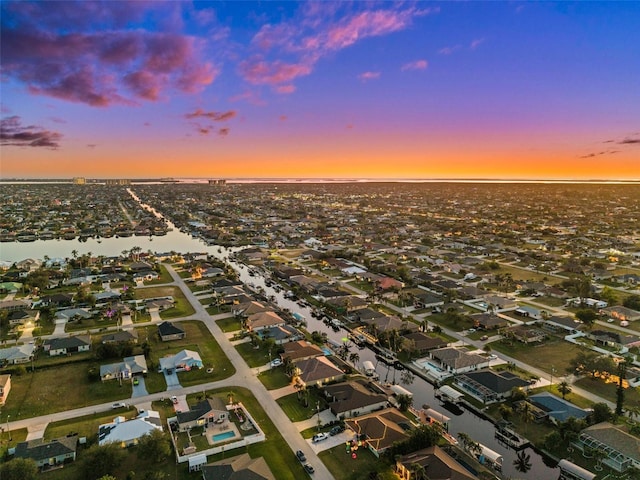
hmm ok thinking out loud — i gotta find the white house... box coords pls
[98,410,162,447]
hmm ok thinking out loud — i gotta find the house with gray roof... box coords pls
[454,369,529,404]
[528,392,590,424]
[428,347,489,375]
[0,343,37,365]
[577,422,640,473]
[43,335,91,356]
[158,321,185,341]
[176,397,228,431]
[100,355,148,382]
[201,453,275,480]
[14,434,78,468]
[294,356,346,387]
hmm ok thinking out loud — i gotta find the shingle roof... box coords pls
[14,435,78,462]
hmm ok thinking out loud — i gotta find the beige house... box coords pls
[0,374,11,405]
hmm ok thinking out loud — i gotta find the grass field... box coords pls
[45,407,137,440]
[276,390,328,422]
[490,338,582,376]
[235,341,272,368]
[319,443,396,480]
[134,285,195,319]
[258,369,291,390]
[216,316,242,332]
[575,376,640,409]
[144,264,173,285]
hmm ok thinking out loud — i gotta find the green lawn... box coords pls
[0,427,27,458]
[490,338,582,376]
[45,408,137,440]
[143,264,174,285]
[2,362,132,419]
[319,444,396,480]
[427,312,476,333]
[216,316,242,332]
[149,320,235,386]
[575,376,640,409]
[258,369,291,390]
[235,341,272,368]
[133,286,195,319]
[276,390,328,422]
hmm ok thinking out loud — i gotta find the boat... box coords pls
[474,443,503,472]
[434,385,465,405]
[495,420,530,449]
[362,360,377,377]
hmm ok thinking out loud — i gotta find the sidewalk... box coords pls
[294,409,337,432]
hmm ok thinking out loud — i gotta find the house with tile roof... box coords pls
[281,340,324,362]
[323,380,388,419]
[201,453,275,480]
[245,311,286,332]
[345,407,410,457]
[428,347,489,375]
[294,356,345,387]
[395,445,479,480]
[176,397,228,431]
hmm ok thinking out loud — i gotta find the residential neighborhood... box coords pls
[1,181,640,480]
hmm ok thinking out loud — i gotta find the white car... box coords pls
[312,433,329,443]
[170,395,178,404]
[270,359,283,367]
[112,402,126,409]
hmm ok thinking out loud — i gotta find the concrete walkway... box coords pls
[270,384,295,400]
[294,408,337,432]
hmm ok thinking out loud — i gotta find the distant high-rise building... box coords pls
[208,179,227,185]
[105,179,131,185]
[73,177,86,185]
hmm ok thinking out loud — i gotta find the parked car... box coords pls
[270,358,282,367]
[480,335,489,341]
[330,424,345,436]
[303,464,315,474]
[112,402,126,409]
[170,395,178,404]
[312,433,329,443]
[296,450,306,462]
[133,378,139,385]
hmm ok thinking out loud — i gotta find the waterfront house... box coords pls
[577,422,640,473]
[429,347,489,375]
[281,340,324,362]
[323,380,388,419]
[345,407,409,457]
[454,369,530,404]
[294,356,345,387]
[395,445,478,480]
[245,311,286,332]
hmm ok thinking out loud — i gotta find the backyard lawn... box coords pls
[258,368,291,390]
[276,389,328,422]
[216,316,242,332]
[149,320,236,386]
[235,341,272,368]
[45,408,137,441]
[319,443,396,480]
[134,285,195,319]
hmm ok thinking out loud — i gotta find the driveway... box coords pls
[308,430,351,453]
[131,376,149,397]
[149,310,162,323]
[52,319,67,337]
[163,369,182,390]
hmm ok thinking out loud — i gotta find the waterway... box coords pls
[0,199,557,479]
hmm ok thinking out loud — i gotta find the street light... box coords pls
[316,401,321,432]
[550,365,556,391]
[7,414,10,441]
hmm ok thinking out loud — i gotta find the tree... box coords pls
[616,361,627,416]
[623,294,640,310]
[498,404,513,421]
[137,429,172,462]
[513,450,532,474]
[400,369,415,386]
[575,309,597,328]
[349,352,360,367]
[558,381,572,399]
[396,393,413,412]
[543,431,562,452]
[79,443,126,479]
[98,476,118,480]
[0,458,38,480]
[590,403,612,424]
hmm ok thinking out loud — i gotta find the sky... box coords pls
[1,1,639,180]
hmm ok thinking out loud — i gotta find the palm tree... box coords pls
[513,450,532,474]
[520,401,534,432]
[457,432,472,451]
[410,462,427,480]
[558,380,572,399]
[349,352,360,367]
[498,404,513,421]
[400,369,415,386]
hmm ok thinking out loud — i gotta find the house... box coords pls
[281,340,324,362]
[6,309,40,327]
[0,343,36,365]
[395,445,478,480]
[0,299,31,312]
[345,407,410,457]
[294,356,346,387]
[101,330,138,344]
[201,453,276,480]
[245,311,286,332]
[93,290,122,303]
[157,321,186,341]
[39,293,74,307]
[412,291,444,309]
[429,347,489,374]
[600,306,640,323]
[43,335,91,356]
[145,297,174,311]
[54,307,92,322]
[483,295,518,311]
[454,369,529,404]
[543,315,583,334]
[132,271,159,282]
[323,380,388,419]
[376,276,405,291]
[514,305,544,320]
[100,355,148,381]
[98,410,162,447]
[159,349,203,372]
[231,300,271,317]
[14,434,78,468]
[257,324,303,344]
[504,325,546,344]
[0,374,11,405]
[470,313,510,330]
[588,330,640,349]
[401,332,448,356]
[527,392,590,424]
[176,397,228,431]
[577,422,640,472]
[362,315,419,334]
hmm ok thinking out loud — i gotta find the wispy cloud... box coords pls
[438,45,462,55]
[241,4,438,92]
[184,109,237,121]
[579,150,619,159]
[0,2,218,107]
[401,59,428,71]
[0,115,63,149]
[358,71,381,82]
[619,136,640,145]
[470,38,485,50]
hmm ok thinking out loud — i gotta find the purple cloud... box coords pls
[1,3,217,107]
[619,137,640,145]
[185,109,237,121]
[0,116,63,149]
[470,38,485,50]
[438,45,462,55]
[401,59,428,71]
[358,71,381,82]
[239,58,312,88]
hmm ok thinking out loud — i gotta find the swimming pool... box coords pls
[420,360,445,373]
[212,430,235,442]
